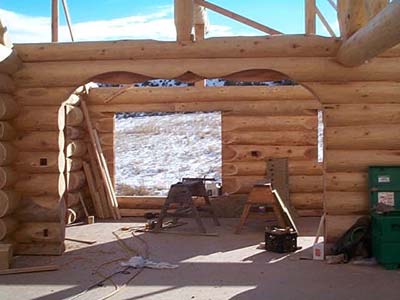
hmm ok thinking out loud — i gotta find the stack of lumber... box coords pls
[81,96,120,220]
[0,32,22,256]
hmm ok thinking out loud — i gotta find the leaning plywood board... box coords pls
[272,189,299,233]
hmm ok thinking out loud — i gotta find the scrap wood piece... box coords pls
[81,99,120,219]
[0,265,59,275]
[93,129,120,218]
[272,189,299,234]
[65,237,97,245]
[194,0,282,35]
[103,85,133,103]
[83,161,105,218]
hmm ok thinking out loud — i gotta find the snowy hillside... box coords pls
[115,112,221,196]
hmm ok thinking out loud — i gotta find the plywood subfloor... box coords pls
[0,218,399,300]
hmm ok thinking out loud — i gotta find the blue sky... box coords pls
[0,0,339,43]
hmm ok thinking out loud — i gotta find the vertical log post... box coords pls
[174,0,194,42]
[305,0,316,34]
[51,0,59,42]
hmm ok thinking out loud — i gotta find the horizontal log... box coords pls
[0,46,22,74]
[305,81,400,104]
[13,131,63,152]
[0,190,20,217]
[15,57,400,88]
[15,87,76,106]
[326,172,368,192]
[0,167,17,189]
[222,175,322,194]
[290,193,323,209]
[92,117,113,133]
[15,152,82,173]
[14,222,64,243]
[0,74,15,93]
[66,126,84,139]
[66,171,86,192]
[0,121,16,141]
[88,100,321,116]
[14,242,65,256]
[327,125,400,150]
[222,115,317,132]
[14,35,341,62]
[0,217,18,240]
[66,140,87,158]
[15,173,65,196]
[0,94,18,120]
[58,105,84,130]
[222,130,316,146]
[223,145,317,162]
[325,215,366,243]
[87,85,314,104]
[325,191,369,215]
[16,196,65,222]
[324,104,400,126]
[12,106,58,131]
[0,142,17,166]
[296,209,323,217]
[222,160,323,176]
[326,150,400,172]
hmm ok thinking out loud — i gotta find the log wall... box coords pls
[0,43,21,251]
[7,35,400,255]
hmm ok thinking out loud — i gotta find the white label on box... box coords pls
[378,192,395,206]
[378,175,391,183]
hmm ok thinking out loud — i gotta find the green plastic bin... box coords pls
[368,166,400,210]
[371,212,400,269]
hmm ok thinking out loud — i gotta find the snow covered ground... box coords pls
[114,112,222,196]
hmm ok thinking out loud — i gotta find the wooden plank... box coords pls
[83,161,104,218]
[194,0,281,35]
[0,244,12,270]
[0,265,59,275]
[81,100,119,219]
[315,5,336,37]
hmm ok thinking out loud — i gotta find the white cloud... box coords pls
[0,7,235,43]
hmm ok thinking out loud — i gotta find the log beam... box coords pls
[337,0,400,67]
[175,0,194,42]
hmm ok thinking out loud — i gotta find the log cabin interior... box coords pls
[1,0,400,299]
